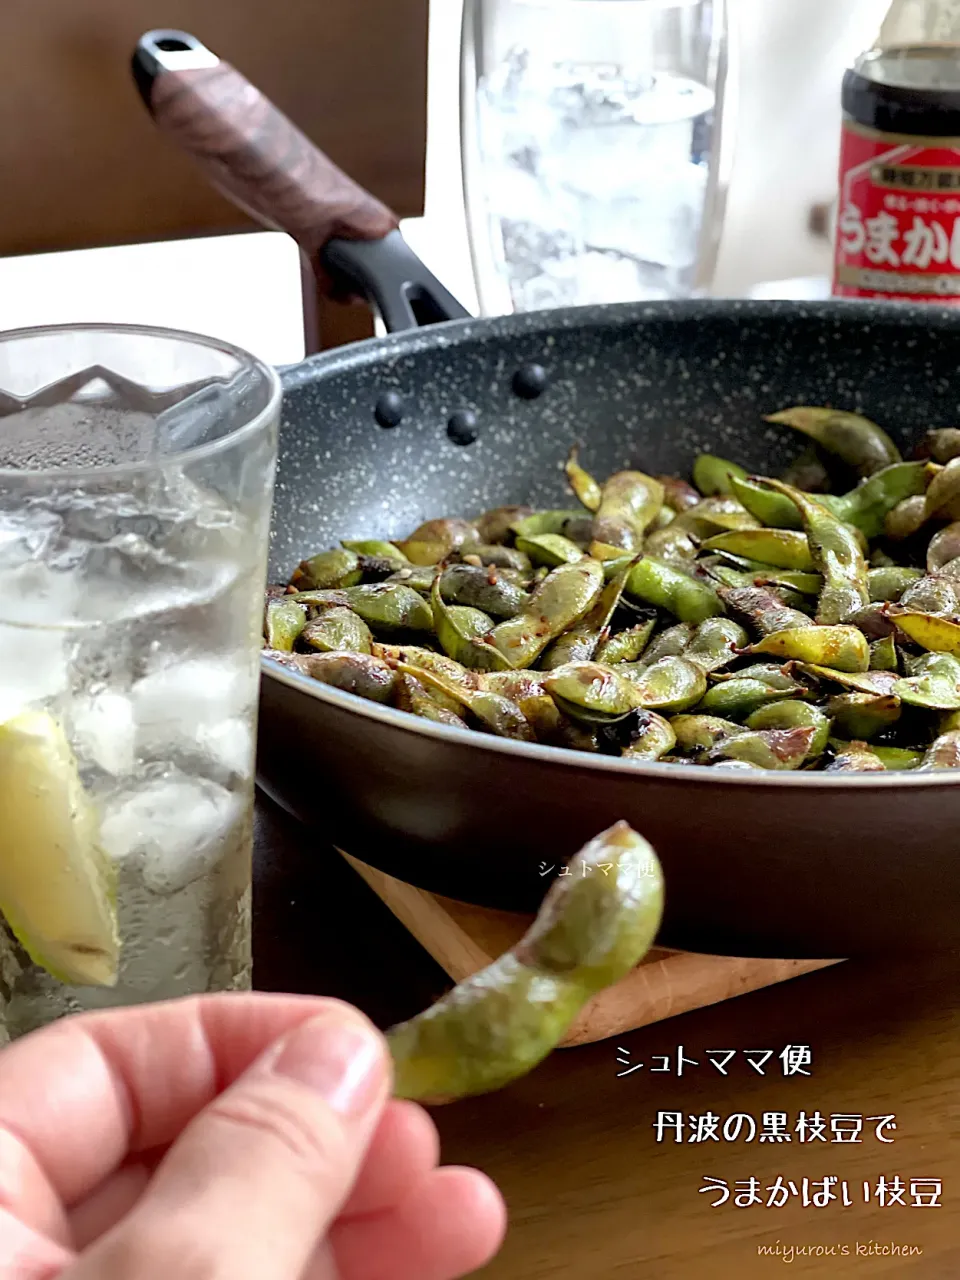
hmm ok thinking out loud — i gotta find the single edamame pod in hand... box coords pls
[387,822,664,1103]
[765,407,901,477]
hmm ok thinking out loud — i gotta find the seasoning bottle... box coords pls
[833,0,960,302]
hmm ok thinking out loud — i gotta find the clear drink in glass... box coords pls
[461,0,734,314]
[0,324,281,1043]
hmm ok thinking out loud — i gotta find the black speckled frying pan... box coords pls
[133,31,960,958]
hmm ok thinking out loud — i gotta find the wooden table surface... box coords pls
[254,794,960,1279]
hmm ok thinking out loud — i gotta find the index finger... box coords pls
[0,993,362,1216]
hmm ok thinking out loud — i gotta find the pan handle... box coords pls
[132,30,470,332]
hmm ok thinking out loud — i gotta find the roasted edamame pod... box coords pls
[692,454,748,497]
[290,548,362,590]
[541,561,635,670]
[621,711,677,761]
[589,471,665,559]
[490,560,606,669]
[283,408,960,774]
[758,479,869,625]
[565,445,603,512]
[765,407,901,477]
[387,822,664,1102]
[623,558,724,624]
[264,596,306,652]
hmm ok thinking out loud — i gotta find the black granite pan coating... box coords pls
[135,31,960,957]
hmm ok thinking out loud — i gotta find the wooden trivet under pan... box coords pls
[340,853,842,1047]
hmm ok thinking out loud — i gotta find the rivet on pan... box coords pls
[447,410,478,446]
[512,363,548,399]
[374,390,405,428]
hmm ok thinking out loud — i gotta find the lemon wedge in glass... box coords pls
[0,710,119,987]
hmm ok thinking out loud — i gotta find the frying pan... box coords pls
[133,30,960,958]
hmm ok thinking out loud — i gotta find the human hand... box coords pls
[0,993,506,1279]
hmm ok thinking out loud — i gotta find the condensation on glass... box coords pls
[0,325,281,1041]
[461,0,734,315]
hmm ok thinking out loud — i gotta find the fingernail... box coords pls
[274,1015,386,1116]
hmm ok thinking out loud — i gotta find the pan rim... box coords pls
[261,654,958,789]
[279,294,960,386]
[270,295,960,790]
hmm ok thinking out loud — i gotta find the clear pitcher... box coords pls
[461,0,734,315]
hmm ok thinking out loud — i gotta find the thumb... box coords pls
[66,1004,390,1280]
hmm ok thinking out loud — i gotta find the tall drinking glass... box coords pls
[461,0,734,315]
[0,324,281,1043]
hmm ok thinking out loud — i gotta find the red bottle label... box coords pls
[833,120,960,302]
